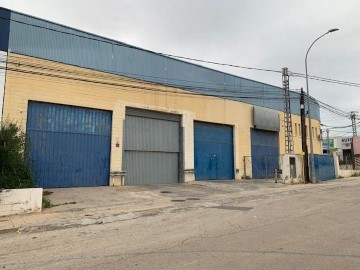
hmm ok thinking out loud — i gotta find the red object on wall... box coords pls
[352,136,360,155]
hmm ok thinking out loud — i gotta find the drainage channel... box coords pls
[211,206,253,211]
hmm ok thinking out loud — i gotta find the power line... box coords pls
[287,88,349,118]
[159,53,282,74]
[1,56,322,102]
[0,62,335,121]
[2,13,360,93]
[0,15,282,75]
[1,57,354,120]
[289,72,360,88]
[321,124,353,129]
[0,62,320,105]
[290,71,360,87]
[0,65,291,101]
[0,68,288,100]
[1,57,284,92]
[0,59,300,100]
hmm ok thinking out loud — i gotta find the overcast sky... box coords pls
[0,0,359,136]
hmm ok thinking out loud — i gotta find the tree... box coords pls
[0,122,34,189]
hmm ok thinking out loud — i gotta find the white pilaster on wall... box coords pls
[0,51,7,124]
[182,112,195,182]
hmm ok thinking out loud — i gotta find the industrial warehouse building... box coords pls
[0,8,322,188]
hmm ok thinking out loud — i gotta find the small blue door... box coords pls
[194,122,234,180]
[251,129,279,179]
[26,101,112,188]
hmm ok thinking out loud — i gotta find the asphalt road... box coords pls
[1,180,360,270]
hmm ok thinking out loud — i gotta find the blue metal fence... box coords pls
[314,154,335,181]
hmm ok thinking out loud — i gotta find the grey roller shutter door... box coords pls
[123,108,181,185]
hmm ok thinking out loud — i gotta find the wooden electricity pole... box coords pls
[300,88,309,183]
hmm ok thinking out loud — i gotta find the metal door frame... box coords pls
[122,107,183,184]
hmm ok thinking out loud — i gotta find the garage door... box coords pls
[194,122,234,180]
[123,108,181,185]
[250,129,279,179]
[26,101,112,188]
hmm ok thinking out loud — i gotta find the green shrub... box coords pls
[0,122,34,189]
[42,197,53,208]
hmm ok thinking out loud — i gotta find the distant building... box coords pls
[323,136,352,161]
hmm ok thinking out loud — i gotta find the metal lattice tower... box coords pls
[350,111,358,136]
[283,67,294,153]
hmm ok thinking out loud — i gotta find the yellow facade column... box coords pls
[109,102,125,186]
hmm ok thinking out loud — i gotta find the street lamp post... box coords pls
[305,28,339,184]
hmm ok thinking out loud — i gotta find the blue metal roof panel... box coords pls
[2,7,320,120]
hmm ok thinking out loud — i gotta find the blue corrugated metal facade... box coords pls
[0,7,320,120]
[314,154,335,181]
[250,129,279,179]
[26,101,112,188]
[0,8,10,51]
[194,122,234,180]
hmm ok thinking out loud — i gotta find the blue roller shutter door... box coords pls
[26,101,112,188]
[194,122,234,180]
[250,129,279,179]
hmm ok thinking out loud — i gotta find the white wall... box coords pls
[0,188,43,217]
[338,170,359,178]
[281,154,303,184]
[0,51,7,124]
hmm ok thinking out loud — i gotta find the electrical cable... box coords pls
[0,15,282,75]
[0,57,354,120]
[1,14,359,92]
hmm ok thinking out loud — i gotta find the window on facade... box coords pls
[294,124,297,136]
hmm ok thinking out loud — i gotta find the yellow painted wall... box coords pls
[2,53,322,182]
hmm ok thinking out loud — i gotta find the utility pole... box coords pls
[326,129,330,155]
[283,67,294,153]
[300,88,309,183]
[305,29,339,183]
[350,111,358,169]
